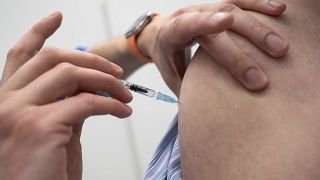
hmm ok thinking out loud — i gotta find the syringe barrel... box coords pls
[120,80,156,97]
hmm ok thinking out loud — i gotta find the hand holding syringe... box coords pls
[73,47,177,103]
[119,80,178,104]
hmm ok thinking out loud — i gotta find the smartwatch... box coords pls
[125,11,157,62]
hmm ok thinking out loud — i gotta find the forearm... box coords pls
[89,36,145,79]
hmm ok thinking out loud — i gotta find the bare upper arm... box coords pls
[178,6,320,180]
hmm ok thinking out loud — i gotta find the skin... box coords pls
[0,12,133,180]
[0,0,290,179]
[139,1,289,95]
[179,0,320,179]
[91,0,289,95]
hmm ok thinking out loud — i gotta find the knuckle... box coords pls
[154,24,169,53]
[229,53,247,68]
[6,45,28,60]
[86,53,100,62]
[84,53,105,68]
[6,47,17,59]
[172,17,180,33]
[250,20,265,37]
[37,47,64,67]
[199,33,219,44]
[244,17,267,42]
[170,17,186,42]
[102,73,117,86]
[93,53,110,65]
[38,47,61,62]
[55,62,76,75]
[38,47,58,57]
[222,0,237,5]
[217,3,237,13]
[172,6,196,17]
[104,73,115,81]
[106,101,117,114]
[157,23,167,42]
[80,93,96,113]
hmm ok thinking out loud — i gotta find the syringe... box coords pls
[120,80,178,104]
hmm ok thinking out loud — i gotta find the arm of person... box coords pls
[88,0,289,93]
[179,1,320,179]
[89,36,145,79]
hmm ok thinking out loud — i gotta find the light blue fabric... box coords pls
[144,115,182,180]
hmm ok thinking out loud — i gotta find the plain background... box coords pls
[0,0,215,179]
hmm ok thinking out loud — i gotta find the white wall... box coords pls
[0,0,214,179]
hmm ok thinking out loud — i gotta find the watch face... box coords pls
[125,11,153,38]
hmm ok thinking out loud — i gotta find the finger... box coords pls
[3,11,63,82]
[43,92,132,126]
[198,3,289,58]
[163,12,233,47]
[20,63,132,105]
[73,123,84,139]
[198,32,269,91]
[223,0,286,16]
[162,11,233,79]
[231,7,289,57]
[4,47,123,91]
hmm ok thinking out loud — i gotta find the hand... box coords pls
[138,0,289,95]
[0,12,132,180]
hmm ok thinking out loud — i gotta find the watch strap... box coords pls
[127,34,152,62]
[127,12,157,63]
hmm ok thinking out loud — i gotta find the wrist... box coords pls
[137,15,162,60]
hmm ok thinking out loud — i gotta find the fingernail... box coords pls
[245,68,266,88]
[125,90,133,100]
[265,33,286,53]
[267,0,285,7]
[124,105,133,117]
[110,62,123,72]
